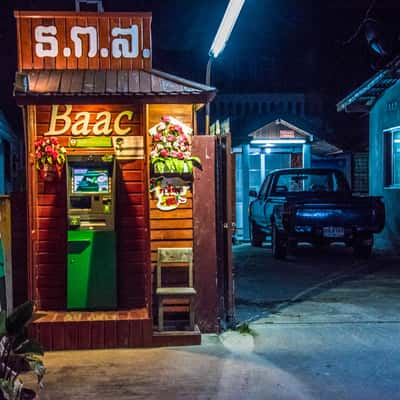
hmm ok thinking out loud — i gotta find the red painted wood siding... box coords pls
[117,159,150,309]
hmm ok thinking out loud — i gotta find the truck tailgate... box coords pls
[295,204,374,227]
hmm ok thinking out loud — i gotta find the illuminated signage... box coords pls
[279,130,295,138]
[15,12,152,70]
[44,105,134,136]
[34,24,148,60]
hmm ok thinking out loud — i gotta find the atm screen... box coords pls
[72,168,110,193]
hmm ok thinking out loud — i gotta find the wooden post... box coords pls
[0,196,13,314]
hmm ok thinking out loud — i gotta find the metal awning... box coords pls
[337,56,400,113]
[14,69,216,105]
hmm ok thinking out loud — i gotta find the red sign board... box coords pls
[15,11,152,71]
[279,130,295,138]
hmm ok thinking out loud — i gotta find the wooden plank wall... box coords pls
[31,104,149,310]
[147,105,194,317]
[117,159,149,309]
[36,176,67,310]
[15,12,152,71]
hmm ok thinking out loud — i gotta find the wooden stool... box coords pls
[156,248,196,331]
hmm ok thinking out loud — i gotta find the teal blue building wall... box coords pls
[0,111,20,194]
[369,80,400,252]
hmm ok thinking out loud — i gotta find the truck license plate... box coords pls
[323,227,344,238]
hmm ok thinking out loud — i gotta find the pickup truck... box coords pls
[249,168,385,259]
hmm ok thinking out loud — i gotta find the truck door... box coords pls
[250,175,271,229]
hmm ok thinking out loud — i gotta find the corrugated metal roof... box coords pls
[337,56,400,113]
[14,69,216,105]
[248,118,314,140]
[311,139,342,156]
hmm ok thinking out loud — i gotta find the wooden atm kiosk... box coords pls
[66,155,117,310]
[14,9,221,350]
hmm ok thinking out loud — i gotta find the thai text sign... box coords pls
[15,11,152,71]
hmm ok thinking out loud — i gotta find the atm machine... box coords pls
[66,155,117,310]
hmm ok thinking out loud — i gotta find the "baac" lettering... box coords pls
[44,105,134,136]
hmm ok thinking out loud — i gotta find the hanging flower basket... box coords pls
[35,137,66,181]
[149,116,202,175]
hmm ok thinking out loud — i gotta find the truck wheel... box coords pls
[250,222,263,247]
[353,234,373,259]
[272,225,287,259]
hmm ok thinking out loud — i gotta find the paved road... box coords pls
[233,243,400,399]
[234,243,381,323]
[25,244,400,400]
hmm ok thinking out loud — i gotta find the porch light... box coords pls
[251,139,307,145]
[384,126,400,133]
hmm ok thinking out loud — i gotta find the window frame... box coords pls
[384,129,400,189]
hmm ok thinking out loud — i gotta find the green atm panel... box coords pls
[67,230,116,310]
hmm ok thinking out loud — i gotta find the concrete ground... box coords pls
[23,244,400,399]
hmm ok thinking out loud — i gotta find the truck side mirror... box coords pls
[249,190,258,197]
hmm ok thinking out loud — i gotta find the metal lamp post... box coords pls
[205,0,245,134]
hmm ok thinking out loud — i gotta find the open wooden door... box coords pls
[215,134,235,326]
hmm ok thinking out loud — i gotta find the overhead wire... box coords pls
[342,0,377,45]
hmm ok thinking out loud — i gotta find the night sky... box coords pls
[1,0,400,149]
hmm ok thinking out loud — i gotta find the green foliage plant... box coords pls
[0,301,45,400]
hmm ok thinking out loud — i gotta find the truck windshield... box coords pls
[272,171,349,194]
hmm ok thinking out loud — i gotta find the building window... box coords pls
[384,130,400,187]
[249,153,262,191]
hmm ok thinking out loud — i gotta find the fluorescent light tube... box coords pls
[250,139,306,145]
[209,0,245,58]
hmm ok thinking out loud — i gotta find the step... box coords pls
[152,325,201,347]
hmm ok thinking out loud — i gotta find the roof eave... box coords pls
[15,92,215,106]
[337,56,400,113]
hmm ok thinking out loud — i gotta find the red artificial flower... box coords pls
[160,149,168,157]
[166,197,177,206]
